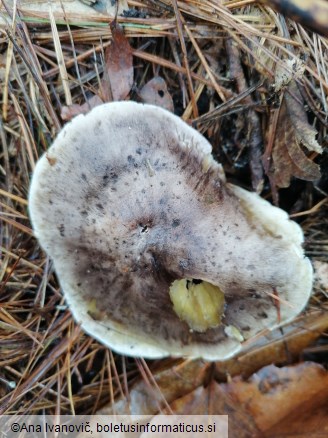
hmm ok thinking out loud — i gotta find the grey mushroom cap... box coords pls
[29,101,313,360]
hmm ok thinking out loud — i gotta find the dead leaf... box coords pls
[264,57,323,190]
[103,21,133,102]
[225,362,328,435]
[285,81,322,154]
[266,87,321,188]
[167,383,260,438]
[164,362,328,437]
[138,77,174,112]
[266,400,328,437]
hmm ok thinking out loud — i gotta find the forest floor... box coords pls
[0,1,327,436]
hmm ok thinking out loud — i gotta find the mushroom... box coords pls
[29,101,313,360]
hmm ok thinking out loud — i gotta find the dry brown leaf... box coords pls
[265,57,323,189]
[268,89,321,188]
[167,383,260,438]
[104,21,133,102]
[162,362,328,437]
[285,81,322,154]
[225,362,328,436]
[138,77,174,112]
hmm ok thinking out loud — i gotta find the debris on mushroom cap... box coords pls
[28,101,313,361]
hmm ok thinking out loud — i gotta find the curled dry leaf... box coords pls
[138,77,174,112]
[154,362,328,437]
[225,362,328,436]
[104,21,133,102]
[265,65,322,188]
[285,81,322,155]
